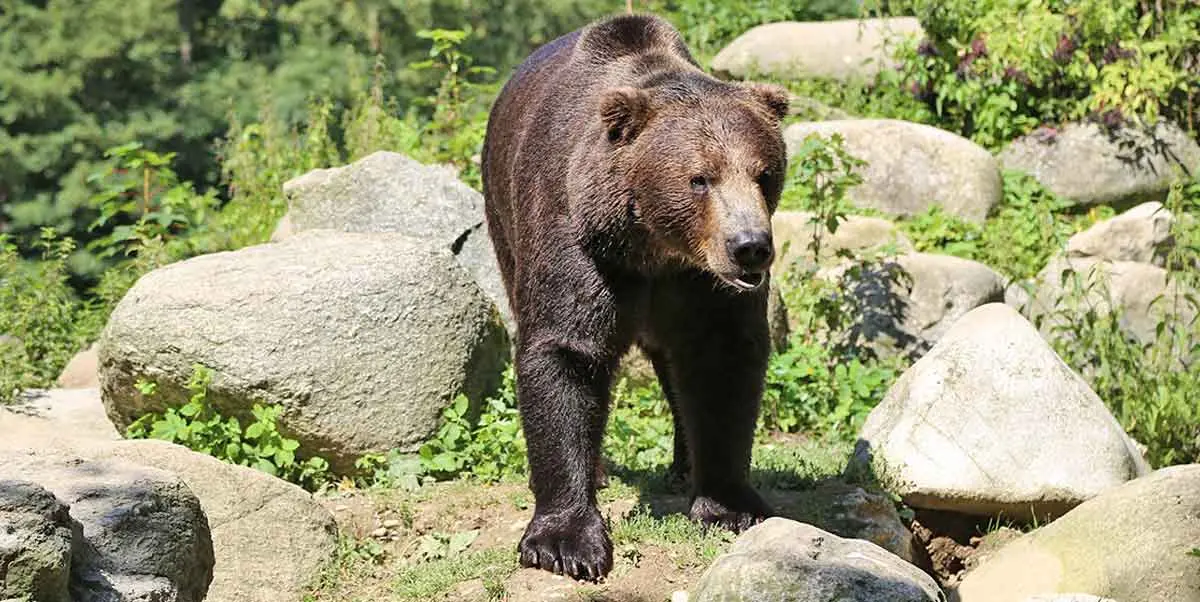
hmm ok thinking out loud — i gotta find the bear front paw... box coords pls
[689,487,773,533]
[518,506,613,581]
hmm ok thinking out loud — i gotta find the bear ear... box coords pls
[600,87,652,145]
[744,83,791,122]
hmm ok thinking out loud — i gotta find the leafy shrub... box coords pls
[767,132,903,439]
[888,0,1200,148]
[779,132,865,220]
[0,231,95,402]
[417,367,527,483]
[1041,177,1200,466]
[902,170,1102,280]
[127,365,332,490]
[605,378,675,472]
[407,365,684,482]
[763,329,898,437]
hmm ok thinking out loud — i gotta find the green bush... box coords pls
[127,365,333,490]
[0,231,96,402]
[888,0,1200,148]
[1041,177,1200,466]
[417,367,527,483]
[1,0,611,272]
[901,170,1112,281]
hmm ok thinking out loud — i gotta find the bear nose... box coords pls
[727,231,773,272]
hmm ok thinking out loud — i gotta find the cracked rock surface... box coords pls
[1,389,337,602]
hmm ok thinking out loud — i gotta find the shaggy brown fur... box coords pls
[481,13,789,581]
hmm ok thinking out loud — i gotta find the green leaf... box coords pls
[254,459,278,476]
[244,422,265,439]
[274,448,295,466]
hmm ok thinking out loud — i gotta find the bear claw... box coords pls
[689,488,773,533]
[518,507,613,581]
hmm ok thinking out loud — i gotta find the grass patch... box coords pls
[612,509,735,568]
[392,547,517,601]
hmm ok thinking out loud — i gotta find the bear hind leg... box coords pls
[649,276,775,532]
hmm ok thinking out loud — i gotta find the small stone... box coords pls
[692,518,942,602]
[370,528,388,539]
[382,519,401,529]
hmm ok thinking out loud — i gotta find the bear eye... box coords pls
[690,176,709,195]
[756,169,773,190]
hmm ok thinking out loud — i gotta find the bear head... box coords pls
[599,75,789,291]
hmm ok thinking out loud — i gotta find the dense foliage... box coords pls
[1,0,611,278]
[891,0,1198,149]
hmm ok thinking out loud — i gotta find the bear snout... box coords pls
[726,230,774,273]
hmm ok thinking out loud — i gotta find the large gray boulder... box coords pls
[999,121,1200,209]
[711,18,924,82]
[691,517,943,602]
[1,389,338,602]
[0,450,215,602]
[98,229,510,472]
[956,465,1200,602]
[0,481,75,602]
[785,120,1002,223]
[825,253,1007,359]
[277,151,512,332]
[853,303,1150,521]
[772,210,913,275]
[1064,202,1174,266]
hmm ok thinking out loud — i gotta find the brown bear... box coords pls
[480,13,789,581]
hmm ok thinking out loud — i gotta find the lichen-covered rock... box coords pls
[98,229,510,472]
[853,303,1149,521]
[691,518,942,602]
[711,18,924,82]
[278,150,512,331]
[0,450,214,602]
[819,485,921,566]
[1,391,337,602]
[956,466,1200,602]
[0,481,75,602]
[785,120,1002,222]
[999,121,1200,208]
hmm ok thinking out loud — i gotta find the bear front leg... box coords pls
[649,272,775,532]
[515,332,621,581]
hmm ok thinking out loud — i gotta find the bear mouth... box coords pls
[725,271,766,292]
